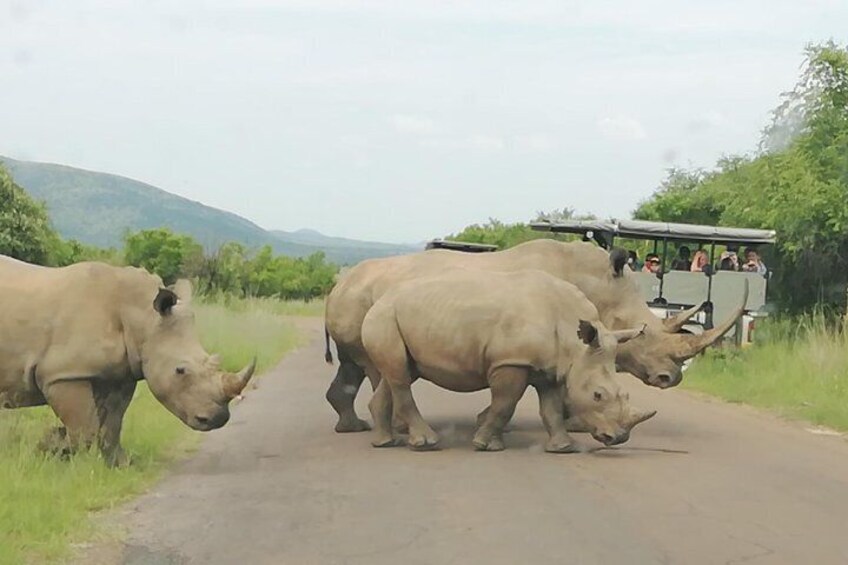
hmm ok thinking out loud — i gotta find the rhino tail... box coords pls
[324,326,334,364]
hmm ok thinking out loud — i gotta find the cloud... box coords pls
[418,133,505,151]
[513,134,556,152]
[596,116,647,141]
[468,134,505,151]
[390,114,441,135]
[685,110,729,133]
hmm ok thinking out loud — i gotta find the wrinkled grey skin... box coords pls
[324,240,746,433]
[0,256,255,466]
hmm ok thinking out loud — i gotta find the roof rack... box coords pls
[530,219,776,245]
[425,239,499,253]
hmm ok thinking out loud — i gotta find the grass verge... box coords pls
[0,297,313,564]
[683,315,848,431]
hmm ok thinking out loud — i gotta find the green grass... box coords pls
[684,315,848,431]
[199,293,325,319]
[0,297,310,564]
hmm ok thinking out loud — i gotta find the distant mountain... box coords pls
[1,156,420,265]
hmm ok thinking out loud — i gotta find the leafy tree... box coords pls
[0,163,60,264]
[124,228,204,285]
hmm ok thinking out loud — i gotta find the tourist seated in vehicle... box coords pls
[718,245,741,271]
[741,247,768,275]
[627,250,641,271]
[690,249,709,272]
[670,246,691,271]
[643,253,662,274]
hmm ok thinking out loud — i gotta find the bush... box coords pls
[0,163,60,265]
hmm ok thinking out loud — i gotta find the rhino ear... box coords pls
[609,248,628,278]
[153,288,178,316]
[612,324,647,344]
[173,279,193,304]
[577,320,600,347]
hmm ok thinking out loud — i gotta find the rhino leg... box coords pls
[475,406,513,434]
[40,379,101,458]
[325,359,371,433]
[394,383,440,451]
[473,367,528,452]
[535,384,580,454]
[368,379,403,447]
[382,368,439,451]
[93,379,137,467]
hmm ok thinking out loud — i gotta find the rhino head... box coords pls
[564,320,657,446]
[613,280,749,389]
[140,280,256,431]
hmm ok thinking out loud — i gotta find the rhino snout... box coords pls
[190,407,231,431]
[648,372,681,389]
[593,431,629,446]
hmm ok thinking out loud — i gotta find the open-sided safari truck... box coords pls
[530,219,777,346]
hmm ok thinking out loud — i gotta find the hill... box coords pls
[0,156,419,265]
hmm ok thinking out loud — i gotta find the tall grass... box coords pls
[0,297,309,564]
[684,314,848,431]
[199,293,325,318]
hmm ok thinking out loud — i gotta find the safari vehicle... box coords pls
[425,239,499,253]
[530,219,777,346]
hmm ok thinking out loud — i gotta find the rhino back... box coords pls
[0,258,160,399]
[387,270,593,380]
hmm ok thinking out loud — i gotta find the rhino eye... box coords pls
[176,367,186,375]
[593,391,603,402]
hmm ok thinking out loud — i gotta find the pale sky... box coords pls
[2,1,846,243]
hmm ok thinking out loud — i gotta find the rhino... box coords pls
[0,256,256,466]
[325,239,745,432]
[360,269,656,451]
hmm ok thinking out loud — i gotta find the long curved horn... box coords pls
[624,409,657,431]
[662,302,704,333]
[676,279,749,359]
[223,357,257,399]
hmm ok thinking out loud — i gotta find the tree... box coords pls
[0,163,60,264]
[124,228,204,285]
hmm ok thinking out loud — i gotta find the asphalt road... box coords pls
[98,318,848,565]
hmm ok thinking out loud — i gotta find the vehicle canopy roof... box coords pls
[530,219,776,245]
[425,239,499,252]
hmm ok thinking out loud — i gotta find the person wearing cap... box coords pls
[642,253,662,274]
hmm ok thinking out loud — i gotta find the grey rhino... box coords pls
[361,269,656,451]
[325,239,745,433]
[0,256,256,466]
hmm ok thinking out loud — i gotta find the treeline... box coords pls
[0,165,337,300]
[448,208,596,248]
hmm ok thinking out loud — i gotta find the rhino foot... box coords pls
[408,431,440,451]
[472,435,505,452]
[372,434,405,448]
[392,421,409,435]
[545,437,581,454]
[335,417,371,433]
[104,446,132,468]
[38,426,72,458]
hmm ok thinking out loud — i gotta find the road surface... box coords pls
[92,318,848,565]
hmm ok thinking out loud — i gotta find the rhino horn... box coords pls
[624,408,657,431]
[677,279,749,359]
[662,302,703,333]
[222,357,257,399]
